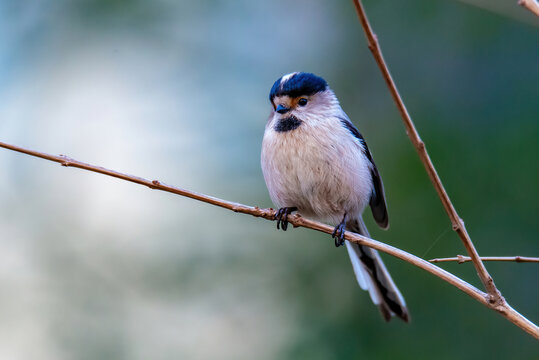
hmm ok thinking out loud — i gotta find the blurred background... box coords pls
[0,0,538,359]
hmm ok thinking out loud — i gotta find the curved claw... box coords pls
[275,207,297,231]
[332,213,347,247]
[332,223,346,247]
[276,209,284,230]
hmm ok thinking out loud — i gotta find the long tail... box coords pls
[345,217,409,322]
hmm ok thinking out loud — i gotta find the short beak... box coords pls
[276,104,290,114]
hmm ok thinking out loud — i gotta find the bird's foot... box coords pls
[332,214,347,247]
[275,207,297,231]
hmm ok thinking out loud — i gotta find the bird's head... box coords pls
[268,72,339,132]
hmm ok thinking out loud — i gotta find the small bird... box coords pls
[261,72,409,322]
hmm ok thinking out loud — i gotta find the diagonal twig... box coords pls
[0,140,538,339]
[352,0,502,304]
[430,255,539,264]
[519,0,539,17]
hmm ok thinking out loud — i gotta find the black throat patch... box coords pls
[274,115,302,132]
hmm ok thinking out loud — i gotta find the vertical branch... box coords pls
[518,0,539,17]
[351,0,502,303]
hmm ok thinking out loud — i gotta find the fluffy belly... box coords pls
[262,129,372,225]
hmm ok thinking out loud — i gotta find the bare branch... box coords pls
[430,255,539,264]
[519,0,539,17]
[0,141,269,218]
[351,0,501,302]
[0,140,538,338]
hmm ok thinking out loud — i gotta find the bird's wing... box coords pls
[339,116,389,229]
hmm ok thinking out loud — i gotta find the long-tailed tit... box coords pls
[261,72,409,322]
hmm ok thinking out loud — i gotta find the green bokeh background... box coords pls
[0,0,537,359]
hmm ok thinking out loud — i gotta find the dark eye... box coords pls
[298,98,308,106]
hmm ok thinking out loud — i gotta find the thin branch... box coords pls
[0,140,538,339]
[519,0,539,17]
[352,0,501,302]
[430,255,539,264]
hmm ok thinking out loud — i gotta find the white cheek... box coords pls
[266,113,279,129]
[290,106,314,121]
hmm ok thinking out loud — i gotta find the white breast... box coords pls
[261,115,373,225]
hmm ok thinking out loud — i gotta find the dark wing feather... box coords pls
[339,117,389,229]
